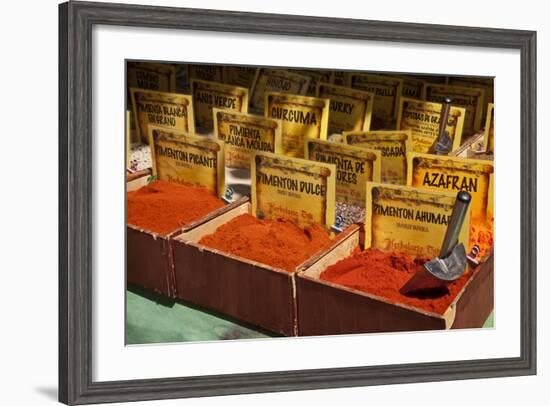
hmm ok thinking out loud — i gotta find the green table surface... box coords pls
[126,287,494,345]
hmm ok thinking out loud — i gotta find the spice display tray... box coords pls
[296,234,494,336]
[172,202,359,336]
[126,175,249,298]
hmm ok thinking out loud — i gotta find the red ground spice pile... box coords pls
[469,218,494,259]
[320,248,472,315]
[199,214,333,272]
[127,180,225,235]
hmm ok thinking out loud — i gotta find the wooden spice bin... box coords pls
[296,228,494,336]
[172,202,359,336]
[126,175,249,298]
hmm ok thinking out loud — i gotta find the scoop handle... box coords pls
[440,191,471,258]
[438,97,452,140]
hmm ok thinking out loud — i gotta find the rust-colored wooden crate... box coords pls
[296,229,494,336]
[172,202,359,336]
[126,175,249,298]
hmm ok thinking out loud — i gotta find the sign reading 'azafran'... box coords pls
[149,126,225,196]
[407,153,494,220]
[365,182,470,258]
[251,151,336,228]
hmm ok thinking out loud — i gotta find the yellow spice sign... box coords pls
[265,92,329,158]
[130,89,195,144]
[250,69,310,111]
[191,79,248,131]
[348,73,403,128]
[407,153,494,220]
[317,83,374,134]
[213,109,282,170]
[127,62,176,93]
[397,97,465,153]
[365,182,470,258]
[343,130,412,185]
[483,103,494,153]
[251,151,336,228]
[149,126,225,196]
[426,84,485,136]
[305,139,381,208]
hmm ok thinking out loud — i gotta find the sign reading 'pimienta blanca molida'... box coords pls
[305,139,380,208]
[396,97,465,153]
[251,151,336,228]
[130,89,195,144]
[213,109,282,170]
[407,153,494,220]
[365,182,470,259]
[149,126,225,196]
[343,130,411,185]
[265,92,329,158]
[191,79,248,131]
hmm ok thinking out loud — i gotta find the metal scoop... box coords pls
[400,191,471,295]
[429,97,453,156]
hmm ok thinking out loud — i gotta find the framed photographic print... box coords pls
[59,1,536,404]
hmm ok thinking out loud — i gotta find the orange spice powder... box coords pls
[320,248,472,315]
[199,214,333,272]
[469,217,494,259]
[127,180,225,235]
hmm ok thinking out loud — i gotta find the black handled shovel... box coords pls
[400,191,471,295]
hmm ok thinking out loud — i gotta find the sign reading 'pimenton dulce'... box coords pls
[251,151,336,228]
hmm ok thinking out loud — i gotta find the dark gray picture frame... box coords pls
[59,1,537,404]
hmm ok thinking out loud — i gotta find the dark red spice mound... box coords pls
[320,248,473,315]
[127,180,225,235]
[199,214,333,272]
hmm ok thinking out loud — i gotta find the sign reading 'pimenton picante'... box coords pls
[149,126,225,196]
